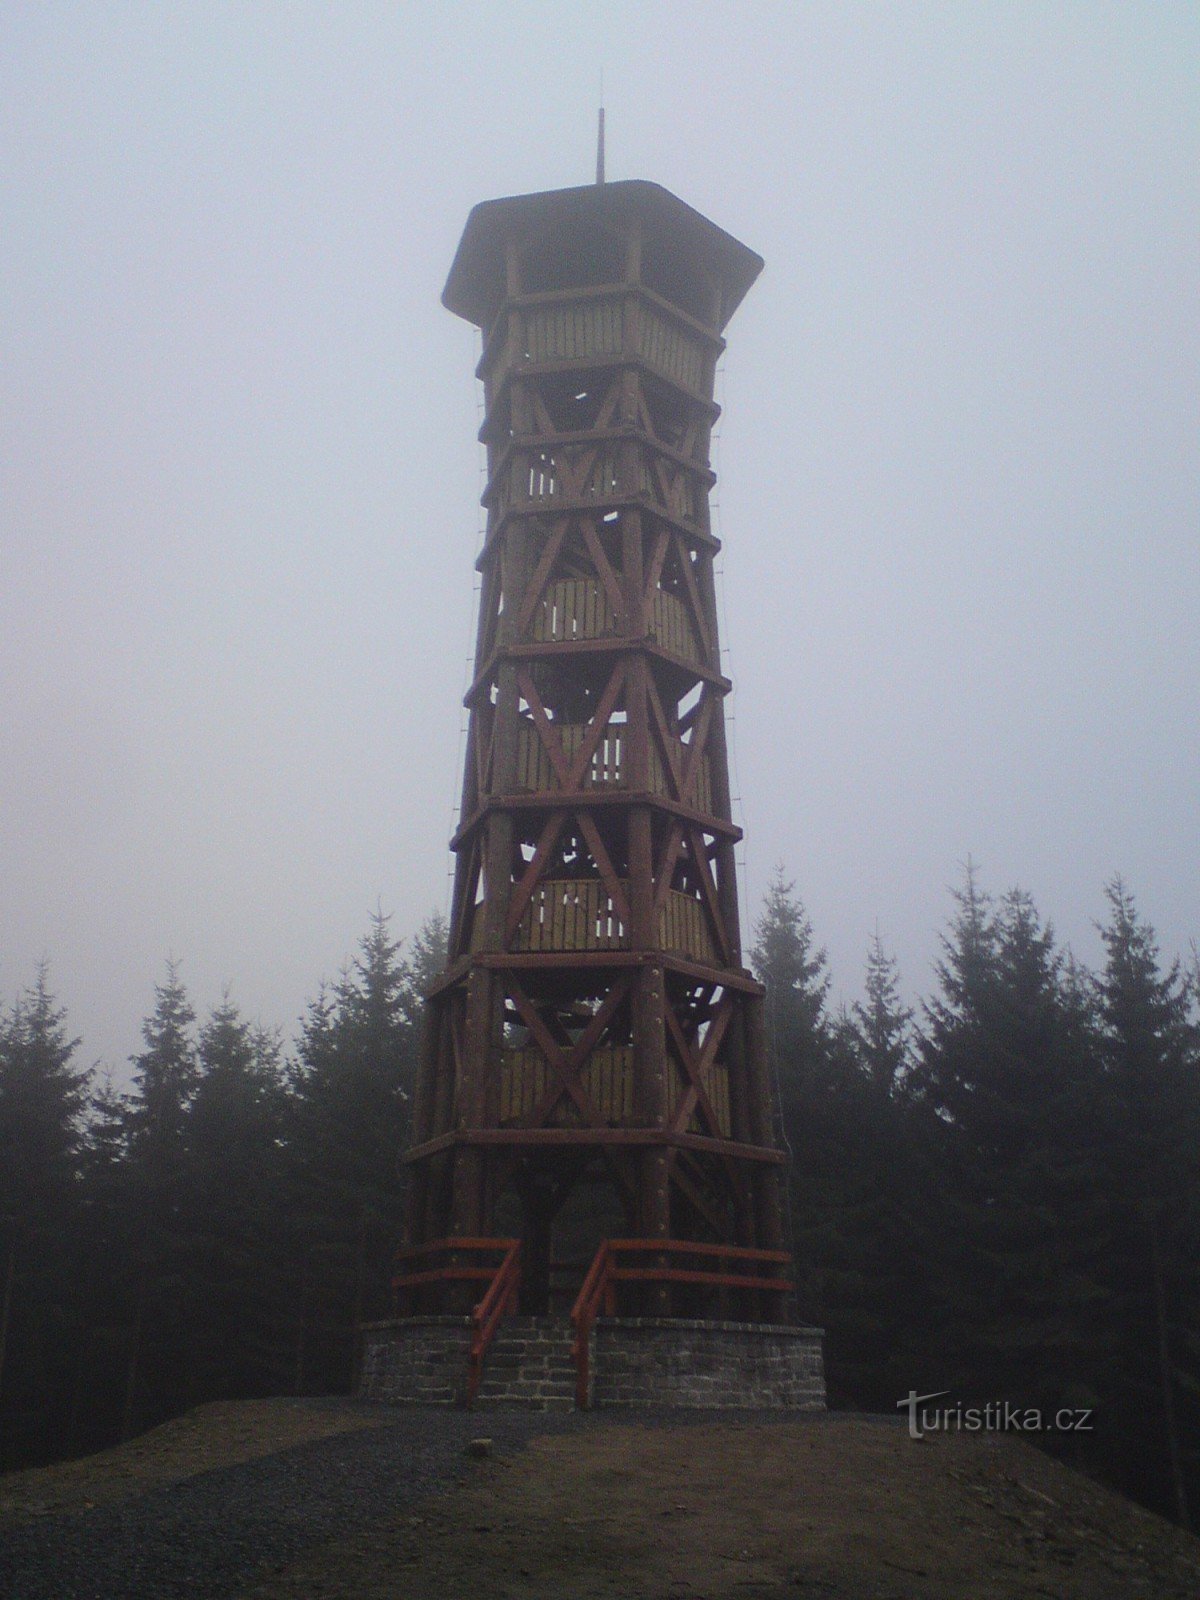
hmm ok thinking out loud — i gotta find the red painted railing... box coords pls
[391,1236,519,1303]
[570,1238,792,1409]
[467,1238,521,1406]
[391,1236,521,1406]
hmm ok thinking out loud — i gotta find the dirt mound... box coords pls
[4,1403,1199,1598]
[0,1397,387,1522]
[241,1414,1200,1600]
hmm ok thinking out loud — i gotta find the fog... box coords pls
[3,2,1196,1077]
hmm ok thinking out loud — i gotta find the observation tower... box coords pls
[363,163,825,1410]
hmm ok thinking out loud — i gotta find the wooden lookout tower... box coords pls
[381,173,822,1408]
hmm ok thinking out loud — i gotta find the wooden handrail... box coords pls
[611,1267,792,1293]
[597,1238,789,1264]
[570,1240,612,1409]
[570,1238,792,1409]
[391,1236,518,1305]
[467,1239,521,1406]
[389,1236,521,1404]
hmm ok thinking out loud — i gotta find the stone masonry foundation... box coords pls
[359,1315,825,1410]
[590,1317,825,1409]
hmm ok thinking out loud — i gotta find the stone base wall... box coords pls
[590,1317,825,1409]
[359,1314,826,1410]
[474,1316,575,1408]
[358,1316,473,1406]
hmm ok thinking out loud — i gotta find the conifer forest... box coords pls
[1,872,1196,1529]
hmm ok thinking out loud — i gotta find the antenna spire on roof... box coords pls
[596,105,605,185]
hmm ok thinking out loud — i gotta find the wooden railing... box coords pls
[638,303,707,393]
[391,1237,521,1407]
[392,1236,519,1307]
[514,879,625,952]
[528,577,698,665]
[657,889,716,964]
[666,1055,731,1137]
[500,1045,634,1125]
[514,718,713,812]
[649,586,697,661]
[531,577,618,643]
[508,880,716,963]
[499,1045,730,1135]
[516,719,626,793]
[522,297,624,364]
[514,295,709,399]
[642,455,697,521]
[571,1241,617,1407]
[503,447,696,523]
[467,1238,521,1406]
[513,446,621,505]
[570,1238,793,1408]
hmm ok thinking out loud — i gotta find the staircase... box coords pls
[473,1316,576,1408]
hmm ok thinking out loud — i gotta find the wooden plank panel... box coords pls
[696,753,712,813]
[499,1054,509,1122]
[657,889,718,963]
[513,879,634,951]
[524,298,626,365]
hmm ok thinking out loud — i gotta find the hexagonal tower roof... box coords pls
[443,178,763,335]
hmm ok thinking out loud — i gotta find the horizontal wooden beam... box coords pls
[449,791,741,852]
[466,639,731,708]
[472,950,762,993]
[403,1126,784,1166]
[604,1238,790,1264]
[612,1268,793,1294]
[485,342,719,398]
[424,954,473,1000]
[481,428,717,509]
[477,492,720,571]
[427,950,764,1000]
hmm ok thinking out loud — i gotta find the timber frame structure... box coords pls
[403,178,791,1323]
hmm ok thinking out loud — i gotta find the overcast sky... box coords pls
[3,2,1197,1079]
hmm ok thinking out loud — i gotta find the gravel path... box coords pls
[0,1406,586,1600]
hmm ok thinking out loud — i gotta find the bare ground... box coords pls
[0,1397,388,1523]
[237,1415,1200,1600]
[4,1401,1200,1599]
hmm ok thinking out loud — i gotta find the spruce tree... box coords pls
[0,967,89,1465]
[750,867,832,1130]
[120,962,198,1437]
[910,874,1111,1419]
[851,930,912,1095]
[750,872,869,1374]
[0,967,88,1204]
[401,910,449,1027]
[71,1073,136,1454]
[1094,879,1198,1526]
[127,961,198,1158]
[911,860,997,1129]
[182,999,289,1403]
[286,910,419,1390]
